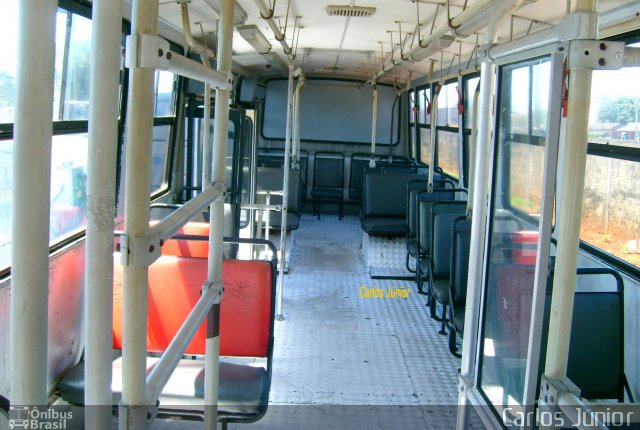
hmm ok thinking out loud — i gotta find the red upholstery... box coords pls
[113,256,273,357]
[157,221,211,258]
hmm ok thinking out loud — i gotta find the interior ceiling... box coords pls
[156,0,638,84]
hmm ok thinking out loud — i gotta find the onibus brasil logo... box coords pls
[9,406,72,430]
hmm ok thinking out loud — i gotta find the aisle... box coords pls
[247,214,470,429]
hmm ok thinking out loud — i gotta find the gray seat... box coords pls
[256,166,301,230]
[311,152,344,219]
[427,201,467,333]
[415,189,464,293]
[361,172,425,235]
[349,154,373,202]
[447,216,472,357]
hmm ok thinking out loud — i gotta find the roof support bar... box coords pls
[84,0,122,427]
[125,34,232,90]
[253,0,295,60]
[9,0,57,410]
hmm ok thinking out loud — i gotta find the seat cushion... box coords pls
[58,358,269,421]
[431,278,450,304]
[311,187,342,199]
[361,217,406,235]
[263,212,300,231]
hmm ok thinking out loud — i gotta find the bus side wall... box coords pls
[0,241,85,399]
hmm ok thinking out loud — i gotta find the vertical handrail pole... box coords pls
[543,0,597,400]
[85,0,121,427]
[10,0,57,409]
[292,78,304,168]
[202,80,212,187]
[466,82,480,215]
[276,63,295,320]
[204,0,234,428]
[456,33,498,430]
[249,106,259,257]
[121,0,158,427]
[370,83,378,167]
[427,84,439,190]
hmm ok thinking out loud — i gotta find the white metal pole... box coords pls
[202,80,212,187]
[456,40,498,430]
[466,82,480,214]
[428,85,439,190]
[276,63,295,320]
[9,0,57,408]
[292,78,304,168]
[204,0,234,428]
[370,84,378,167]
[120,0,158,427]
[544,0,597,388]
[85,0,121,427]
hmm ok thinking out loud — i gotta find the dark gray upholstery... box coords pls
[426,201,467,328]
[448,217,472,356]
[311,152,344,218]
[349,154,373,201]
[540,270,624,401]
[361,172,426,235]
[256,166,301,230]
[58,360,269,420]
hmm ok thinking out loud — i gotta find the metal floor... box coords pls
[119,214,478,429]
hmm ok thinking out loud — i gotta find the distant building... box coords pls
[588,122,621,139]
[615,122,640,140]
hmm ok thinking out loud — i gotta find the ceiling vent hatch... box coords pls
[326,5,376,17]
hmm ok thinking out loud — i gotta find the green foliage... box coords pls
[597,97,640,125]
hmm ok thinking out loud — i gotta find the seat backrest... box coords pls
[450,217,472,308]
[313,152,344,189]
[113,256,274,358]
[430,201,468,277]
[362,172,420,218]
[349,154,373,192]
[406,178,450,236]
[540,270,624,401]
[416,190,459,254]
[161,221,210,258]
[256,166,301,213]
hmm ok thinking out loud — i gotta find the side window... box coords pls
[435,80,462,179]
[417,86,431,165]
[582,61,640,269]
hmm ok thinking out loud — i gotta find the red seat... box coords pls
[112,255,273,357]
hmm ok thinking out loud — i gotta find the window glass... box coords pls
[419,128,431,166]
[582,155,640,268]
[50,134,88,242]
[437,130,459,178]
[151,125,172,194]
[583,66,640,269]
[464,76,480,129]
[0,139,12,268]
[437,81,460,128]
[0,0,18,123]
[417,88,430,125]
[59,13,92,120]
[478,57,551,416]
[0,134,90,270]
[154,71,176,117]
[409,89,416,125]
